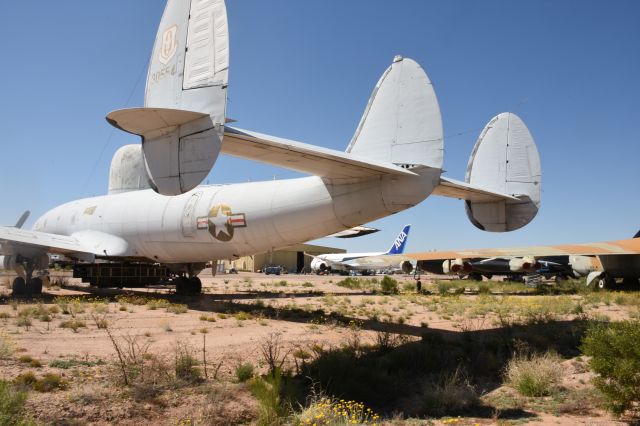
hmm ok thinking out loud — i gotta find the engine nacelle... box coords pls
[509,257,539,272]
[401,260,414,274]
[442,258,471,275]
[310,258,329,273]
[0,256,16,271]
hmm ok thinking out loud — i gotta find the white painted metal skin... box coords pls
[32,170,438,264]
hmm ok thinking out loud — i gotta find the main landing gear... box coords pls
[12,276,44,295]
[174,276,202,295]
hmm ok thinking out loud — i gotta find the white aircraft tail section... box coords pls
[464,113,541,232]
[107,0,229,196]
[346,56,444,170]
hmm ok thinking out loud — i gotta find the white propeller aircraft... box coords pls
[0,0,542,295]
[309,225,412,274]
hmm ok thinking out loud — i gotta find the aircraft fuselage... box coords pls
[33,169,438,264]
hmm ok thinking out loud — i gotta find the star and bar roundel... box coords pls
[196,204,246,242]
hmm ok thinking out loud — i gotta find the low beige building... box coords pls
[218,243,345,274]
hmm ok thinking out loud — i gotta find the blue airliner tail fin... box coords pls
[386,224,411,255]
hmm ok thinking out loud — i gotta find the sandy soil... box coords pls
[0,271,636,425]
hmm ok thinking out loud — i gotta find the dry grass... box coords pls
[505,352,564,397]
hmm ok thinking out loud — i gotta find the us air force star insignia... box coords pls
[204,204,247,242]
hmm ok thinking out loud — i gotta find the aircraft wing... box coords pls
[0,226,92,258]
[432,176,519,203]
[404,237,640,261]
[222,127,420,179]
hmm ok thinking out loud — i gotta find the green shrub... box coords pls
[250,371,291,426]
[12,372,37,390]
[504,352,563,397]
[581,320,640,415]
[336,277,361,289]
[380,276,398,294]
[0,380,30,426]
[235,362,254,382]
[174,346,201,383]
[59,319,86,332]
[437,281,453,295]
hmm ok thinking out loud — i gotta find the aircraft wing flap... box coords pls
[223,127,418,179]
[432,176,519,202]
[405,238,640,261]
[0,227,92,257]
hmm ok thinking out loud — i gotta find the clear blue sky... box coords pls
[1,1,639,253]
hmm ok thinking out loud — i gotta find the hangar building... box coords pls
[218,243,345,273]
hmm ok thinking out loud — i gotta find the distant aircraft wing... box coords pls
[404,237,640,261]
[432,176,519,202]
[222,127,420,179]
[326,226,380,238]
[0,227,91,258]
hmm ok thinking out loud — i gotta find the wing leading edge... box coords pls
[222,127,421,180]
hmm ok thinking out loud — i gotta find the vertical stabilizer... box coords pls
[146,0,229,121]
[386,224,411,255]
[346,57,443,169]
[107,0,230,196]
[465,113,541,231]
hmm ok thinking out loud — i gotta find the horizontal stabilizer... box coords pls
[107,108,221,196]
[107,108,208,139]
[433,176,519,203]
[326,226,380,238]
[222,127,419,179]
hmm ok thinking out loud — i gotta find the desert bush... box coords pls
[336,277,362,289]
[17,355,41,368]
[0,334,13,359]
[250,370,291,426]
[174,344,201,383]
[33,373,68,392]
[437,281,453,295]
[380,276,398,294]
[260,333,290,375]
[12,372,37,390]
[167,303,188,314]
[0,380,30,426]
[421,368,479,417]
[59,319,86,332]
[581,320,640,416]
[235,362,254,383]
[504,352,563,397]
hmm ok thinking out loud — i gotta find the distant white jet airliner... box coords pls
[309,225,412,274]
[0,0,541,295]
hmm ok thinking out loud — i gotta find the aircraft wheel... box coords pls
[189,277,202,294]
[597,276,615,290]
[175,277,190,295]
[12,277,26,295]
[27,278,43,294]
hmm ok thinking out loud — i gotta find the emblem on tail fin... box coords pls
[159,25,178,65]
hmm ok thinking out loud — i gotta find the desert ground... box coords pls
[0,270,638,425]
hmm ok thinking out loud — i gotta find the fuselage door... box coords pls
[182,191,203,237]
